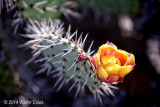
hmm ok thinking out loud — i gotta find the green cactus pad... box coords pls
[17,0,68,20]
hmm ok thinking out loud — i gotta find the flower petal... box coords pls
[101,55,116,64]
[126,53,135,66]
[101,76,119,83]
[112,50,128,66]
[98,45,128,66]
[90,56,96,69]
[118,65,132,77]
[107,76,119,83]
[105,64,120,78]
[97,66,108,79]
[96,53,101,67]
[106,42,118,49]
[117,77,124,82]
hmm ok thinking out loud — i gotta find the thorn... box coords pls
[57,79,66,92]
[41,57,52,67]
[102,82,114,96]
[87,60,91,66]
[77,32,83,47]
[46,64,52,75]
[53,52,63,58]
[54,75,63,88]
[87,40,94,55]
[69,31,76,41]
[61,50,72,57]
[74,29,78,46]
[68,79,77,92]
[82,79,88,89]
[52,60,62,65]
[34,57,48,63]
[97,89,105,97]
[89,50,95,56]
[66,65,77,83]
[75,82,81,98]
[52,72,62,78]
[85,71,91,80]
[24,54,40,65]
[67,59,78,71]
[95,87,103,105]
[66,24,71,39]
[100,85,109,96]
[81,33,88,49]
[36,64,49,74]
[50,67,62,73]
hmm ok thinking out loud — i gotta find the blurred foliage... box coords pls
[17,0,68,20]
[0,63,19,97]
[77,0,140,15]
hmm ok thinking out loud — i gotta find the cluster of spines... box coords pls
[4,0,80,33]
[20,19,117,104]
[0,0,17,14]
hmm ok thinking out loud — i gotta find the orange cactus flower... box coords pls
[90,42,135,83]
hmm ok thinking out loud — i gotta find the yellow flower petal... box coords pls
[105,64,120,78]
[101,55,116,64]
[96,53,101,67]
[118,65,132,77]
[97,66,108,79]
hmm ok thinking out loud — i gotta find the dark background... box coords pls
[0,0,160,107]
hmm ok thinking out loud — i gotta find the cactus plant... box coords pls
[20,19,118,103]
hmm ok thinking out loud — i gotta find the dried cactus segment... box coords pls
[22,19,116,103]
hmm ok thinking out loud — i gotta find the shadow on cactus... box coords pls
[20,19,135,104]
